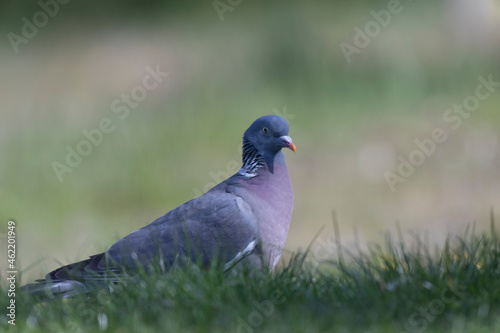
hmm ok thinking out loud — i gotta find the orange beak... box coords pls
[280,136,296,152]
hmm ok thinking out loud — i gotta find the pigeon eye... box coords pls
[262,127,269,134]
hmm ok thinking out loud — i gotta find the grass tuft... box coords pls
[2,218,500,332]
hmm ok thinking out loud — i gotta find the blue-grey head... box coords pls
[241,115,296,175]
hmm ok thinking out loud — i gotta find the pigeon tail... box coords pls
[21,280,89,301]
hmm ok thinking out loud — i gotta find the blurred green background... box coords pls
[0,0,499,282]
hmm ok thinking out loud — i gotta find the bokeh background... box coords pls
[1,0,499,282]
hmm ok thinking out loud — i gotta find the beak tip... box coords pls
[280,135,296,153]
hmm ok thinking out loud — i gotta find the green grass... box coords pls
[1,2,500,331]
[1,0,499,279]
[2,217,500,333]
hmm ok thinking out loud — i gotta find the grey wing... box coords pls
[104,191,260,271]
[21,190,260,300]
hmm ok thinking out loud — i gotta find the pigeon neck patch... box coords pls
[239,138,265,178]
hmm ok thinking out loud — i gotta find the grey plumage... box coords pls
[22,115,296,299]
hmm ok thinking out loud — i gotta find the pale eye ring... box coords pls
[262,127,269,134]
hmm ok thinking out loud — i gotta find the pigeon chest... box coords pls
[240,163,294,268]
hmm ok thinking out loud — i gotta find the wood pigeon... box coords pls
[22,115,296,298]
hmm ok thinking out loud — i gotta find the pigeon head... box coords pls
[240,115,296,176]
[244,115,296,154]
